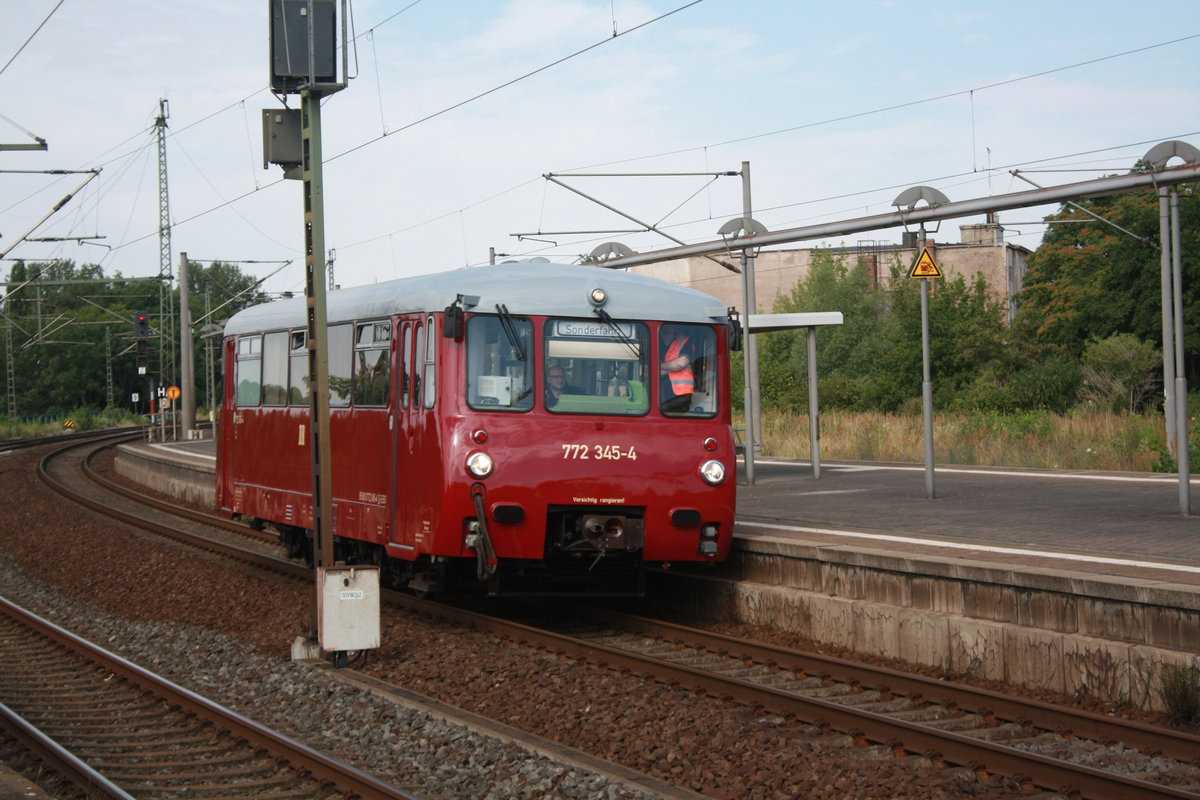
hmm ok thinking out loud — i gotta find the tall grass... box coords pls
[0,407,144,440]
[755,409,1187,472]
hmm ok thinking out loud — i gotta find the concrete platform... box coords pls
[115,439,1200,710]
[670,458,1199,711]
[115,438,215,509]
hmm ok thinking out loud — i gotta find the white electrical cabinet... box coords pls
[317,566,381,652]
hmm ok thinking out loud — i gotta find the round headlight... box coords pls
[588,287,607,306]
[699,459,726,485]
[466,451,494,478]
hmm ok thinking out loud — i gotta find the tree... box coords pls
[1,259,269,416]
[758,249,889,412]
[1017,184,1198,383]
[2,260,149,415]
[1078,333,1161,414]
[180,261,271,410]
[187,261,269,320]
[756,249,1016,414]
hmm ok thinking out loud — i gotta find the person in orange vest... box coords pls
[659,324,695,413]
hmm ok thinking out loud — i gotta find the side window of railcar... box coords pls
[658,323,718,418]
[327,324,352,408]
[466,315,533,411]
[400,323,412,408]
[412,323,425,407]
[423,314,436,409]
[353,321,390,407]
[543,318,649,416]
[261,332,288,406]
[236,335,262,407]
[288,331,309,405]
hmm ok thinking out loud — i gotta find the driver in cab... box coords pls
[544,365,582,408]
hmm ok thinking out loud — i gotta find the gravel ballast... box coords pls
[0,444,1030,798]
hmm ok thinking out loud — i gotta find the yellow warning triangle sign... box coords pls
[908,247,943,279]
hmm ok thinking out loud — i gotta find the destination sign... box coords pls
[555,320,635,339]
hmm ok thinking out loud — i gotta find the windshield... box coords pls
[658,323,719,418]
[543,318,649,415]
[466,315,534,411]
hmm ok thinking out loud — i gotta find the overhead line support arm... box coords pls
[594,163,1200,270]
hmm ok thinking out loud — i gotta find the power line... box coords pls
[39,16,1197,277]
[0,0,65,80]
[566,33,1200,172]
[338,34,1200,257]
[94,1,706,256]
[327,0,706,164]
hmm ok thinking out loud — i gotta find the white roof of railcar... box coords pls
[223,260,730,337]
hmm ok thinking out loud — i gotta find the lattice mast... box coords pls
[155,99,176,389]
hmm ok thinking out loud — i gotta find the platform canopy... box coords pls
[747,312,843,333]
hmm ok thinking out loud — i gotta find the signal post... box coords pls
[267,1,377,664]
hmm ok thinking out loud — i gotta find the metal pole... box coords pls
[206,290,215,424]
[740,161,759,484]
[179,252,195,437]
[104,327,113,410]
[1170,191,1190,515]
[302,87,336,576]
[807,326,821,479]
[1158,188,1177,457]
[919,228,935,499]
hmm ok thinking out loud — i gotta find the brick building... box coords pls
[628,222,1031,321]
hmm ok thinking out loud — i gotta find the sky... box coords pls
[1,0,1197,298]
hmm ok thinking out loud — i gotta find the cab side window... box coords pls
[423,315,437,408]
[659,323,718,418]
[466,315,533,411]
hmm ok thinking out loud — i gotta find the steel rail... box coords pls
[410,603,1198,800]
[37,438,304,579]
[579,607,1200,765]
[54,436,1200,799]
[0,699,136,800]
[80,441,276,542]
[0,425,145,453]
[0,595,424,800]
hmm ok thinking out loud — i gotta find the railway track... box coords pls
[39,437,1200,799]
[0,595,420,800]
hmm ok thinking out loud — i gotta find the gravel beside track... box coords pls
[0,443,1034,799]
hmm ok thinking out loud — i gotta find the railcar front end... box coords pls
[428,303,736,595]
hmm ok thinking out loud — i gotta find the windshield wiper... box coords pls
[495,303,526,361]
[593,307,641,359]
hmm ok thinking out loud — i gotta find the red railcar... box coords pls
[217,260,739,595]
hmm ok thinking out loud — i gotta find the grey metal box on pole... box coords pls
[262,109,303,179]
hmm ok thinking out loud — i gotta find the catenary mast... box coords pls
[155,99,176,390]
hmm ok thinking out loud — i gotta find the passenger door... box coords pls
[390,317,422,551]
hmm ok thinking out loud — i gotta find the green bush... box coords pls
[1159,660,1200,728]
[1079,334,1160,414]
